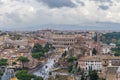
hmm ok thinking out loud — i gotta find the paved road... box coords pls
[33,49,63,80]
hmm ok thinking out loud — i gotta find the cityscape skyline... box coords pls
[1,0,120,80]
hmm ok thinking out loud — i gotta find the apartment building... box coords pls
[78,56,102,71]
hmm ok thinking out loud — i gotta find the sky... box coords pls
[0,0,120,31]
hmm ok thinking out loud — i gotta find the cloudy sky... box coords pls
[0,0,120,30]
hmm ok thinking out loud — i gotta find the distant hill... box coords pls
[1,22,120,31]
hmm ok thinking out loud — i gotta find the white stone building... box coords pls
[102,46,111,54]
[117,66,120,80]
[78,56,102,71]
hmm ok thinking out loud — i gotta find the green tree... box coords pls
[67,57,77,62]
[16,70,43,80]
[17,56,29,68]
[62,51,67,57]
[0,58,8,66]
[43,43,55,52]
[81,75,85,80]
[49,72,52,75]
[101,32,120,44]
[68,64,73,72]
[116,39,120,46]
[111,48,120,56]
[89,70,99,80]
[32,52,44,60]
[0,70,3,76]
[93,33,97,42]
[32,44,43,53]
[92,48,97,55]
[44,43,50,52]
[77,67,81,72]
[114,52,120,56]
[12,62,17,66]
[98,78,106,80]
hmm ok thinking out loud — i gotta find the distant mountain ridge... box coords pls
[1,22,120,31]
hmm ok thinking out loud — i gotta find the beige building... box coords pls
[52,33,82,49]
[117,67,120,80]
[78,56,102,71]
[78,55,120,80]
[106,66,120,80]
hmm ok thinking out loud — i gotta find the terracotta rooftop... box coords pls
[79,56,102,61]
[36,39,47,44]
[107,66,118,74]
[79,55,120,61]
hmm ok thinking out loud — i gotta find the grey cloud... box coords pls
[91,0,112,5]
[76,0,85,6]
[0,2,3,4]
[99,5,109,10]
[37,0,76,8]
[0,0,3,4]
[91,0,113,6]
[91,0,112,2]
[5,13,21,23]
[91,0,112,10]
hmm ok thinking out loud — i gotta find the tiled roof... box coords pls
[79,55,120,61]
[107,66,118,74]
[79,56,102,61]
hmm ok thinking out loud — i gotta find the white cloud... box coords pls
[0,0,120,30]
